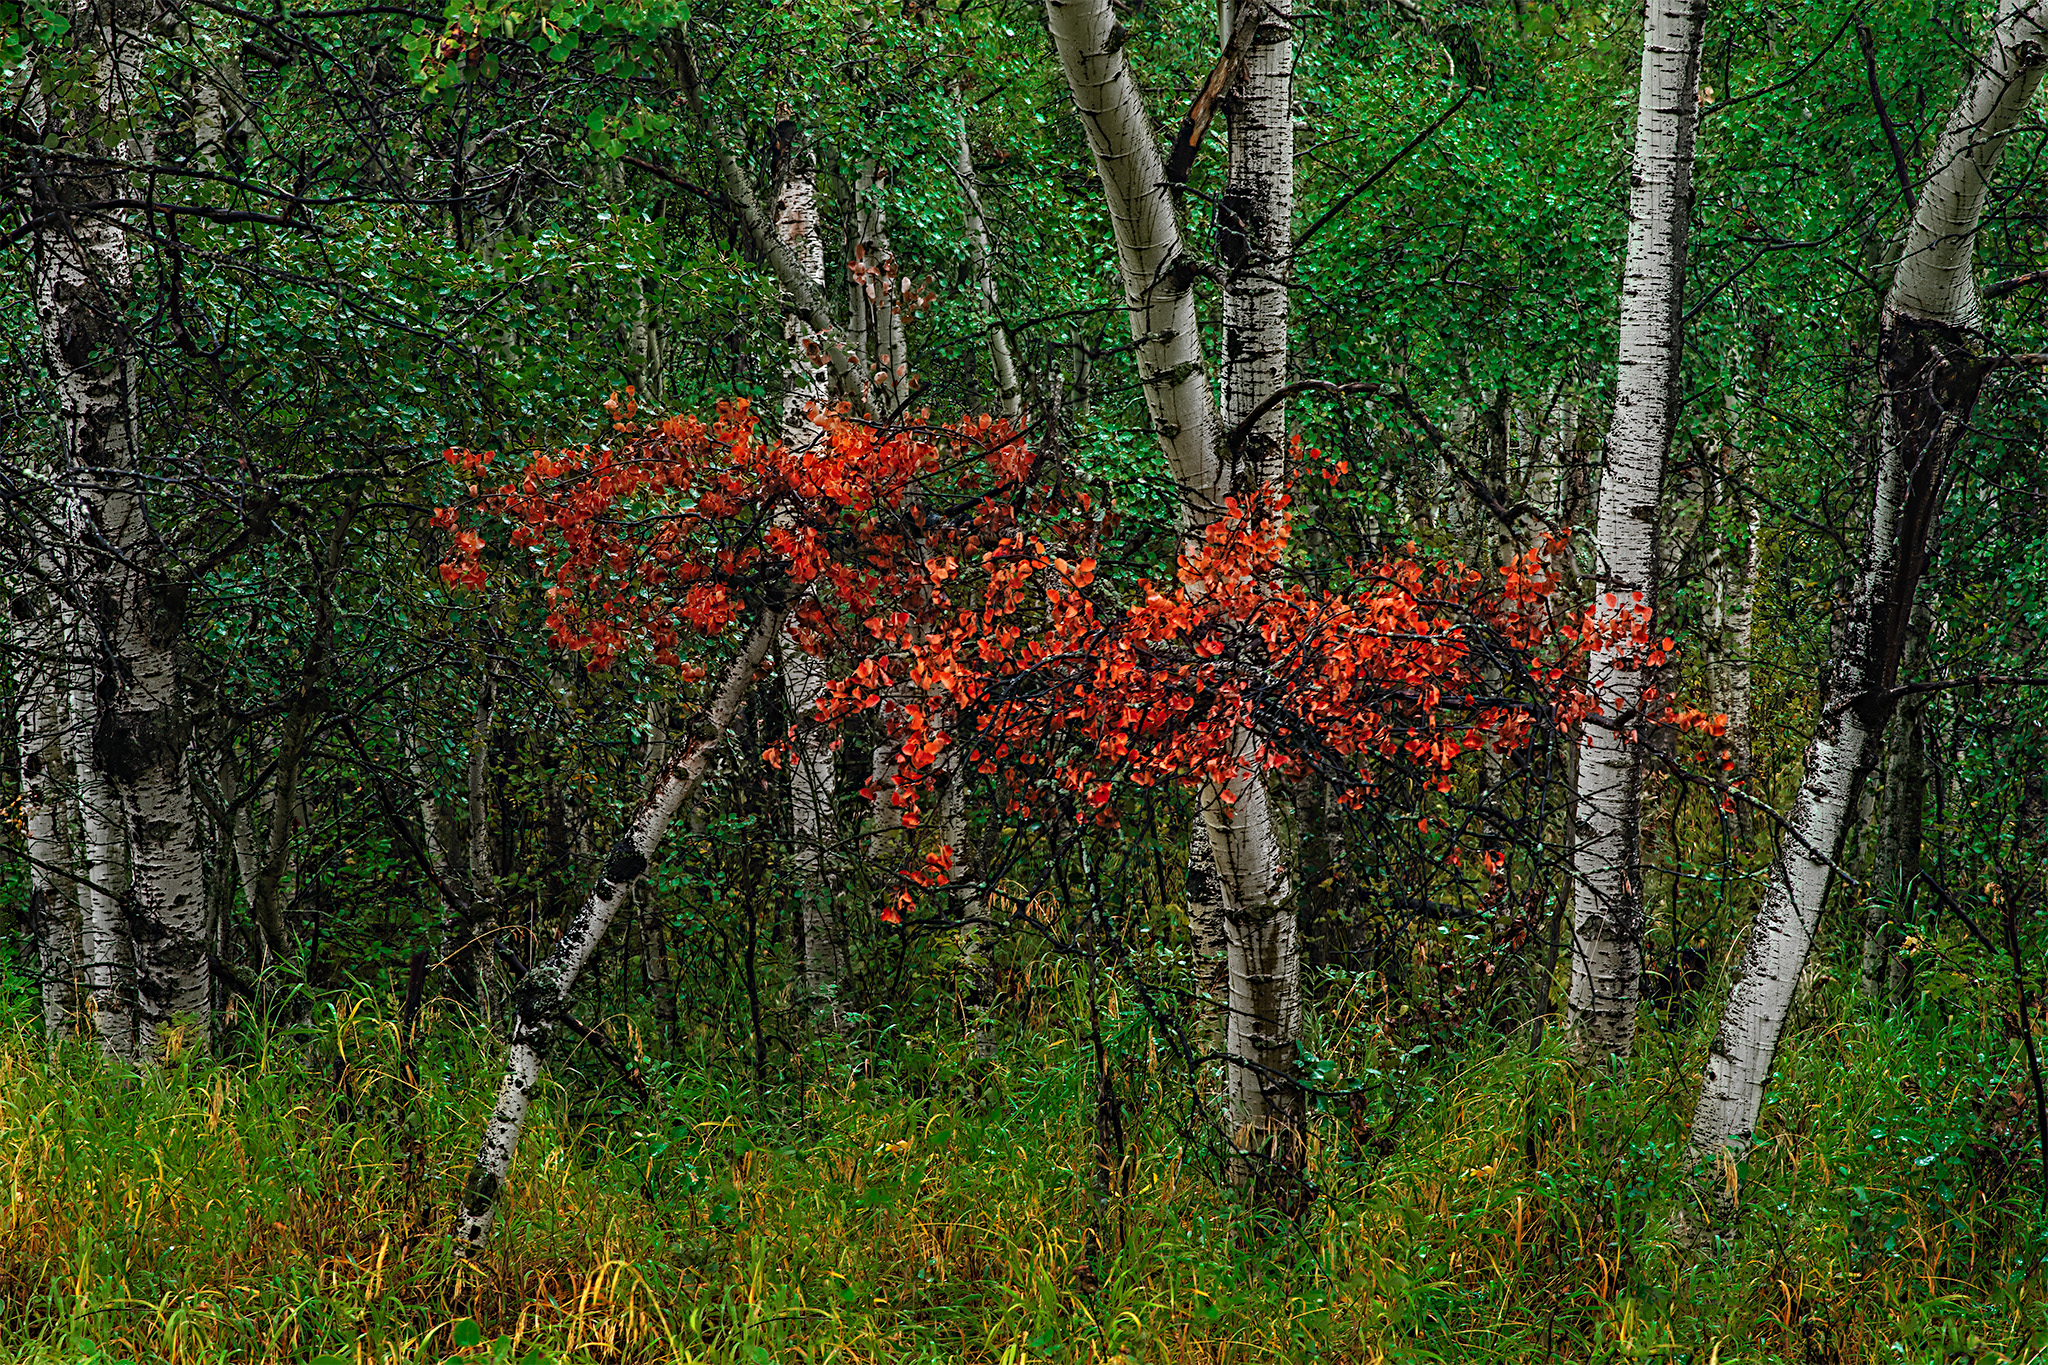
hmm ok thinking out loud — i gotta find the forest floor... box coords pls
[0,972,2044,1365]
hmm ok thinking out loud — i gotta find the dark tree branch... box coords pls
[1164,0,1268,190]
[1857,21,1918,215]
[1293,90,1470,251]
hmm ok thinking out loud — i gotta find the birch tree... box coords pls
[774,132,851,1033]
[950,84,1023,421]
[1042,0,1302,1195]
[66,603,134,1060]
[30,0,212,1059]
[1688,0,2048,1167]
[455,608,783,1252]
[1566,0,1706,1060]
[12,557,82,1043]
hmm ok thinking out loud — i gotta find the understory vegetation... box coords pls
[3,932,2047,1364]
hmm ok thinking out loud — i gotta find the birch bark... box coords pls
[67,604,134,1061]
[937,762,996,1058]
[463,655,503,1015]
[853,162,913,414]
[1566,0,1705,1061]
[1861,608,1927,996]
[1043,0,1297,1194]
[13,561,82,1043]
[33,0,212,1058]
[950,86,1023,420]
[773,135,850,1034]
[456,609,782,1252]
[1220,0,1293,496]
[1688,0,2048,1164]
[635,699,678,1041]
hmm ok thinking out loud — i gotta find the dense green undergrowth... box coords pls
[1,971,2045,1365]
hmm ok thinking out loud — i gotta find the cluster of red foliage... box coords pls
[437,399,1724,917]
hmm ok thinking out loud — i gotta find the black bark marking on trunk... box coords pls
[603,838,649,890]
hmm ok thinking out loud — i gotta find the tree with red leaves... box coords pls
[439,384,1741,1245]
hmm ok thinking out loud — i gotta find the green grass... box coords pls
[1,968,2045,1364]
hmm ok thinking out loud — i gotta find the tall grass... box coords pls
[1,966,2044,1364]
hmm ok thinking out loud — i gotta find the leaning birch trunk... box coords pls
[13,561,82,1043]
[1566,0,1705,1061]
[66,604,134,1061]
[1687,0,2048,1168]
[33,1,211,1059]
[456,609,782,1252]
[1044,0,1298,1196]
[950,85,1023,420]
[635,699,679,1041]
[773,135,850,1034]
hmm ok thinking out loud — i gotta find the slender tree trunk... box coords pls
[772,129,851,1035]
[636,698,678,1041]
[1217,0,1299,1199]
[1044,0,1299,1198]
[222,743,267,961]
[938,761,996,1058]
[1220,0,1292,496]
[950,83,1023,420]
[464,655,503,1016]
[1203,736,1301,1200]
[455,608,782,1252]
[1706,332,1770,831]
[33,0,211,1058]
[247,509,353,968]
[1041,0,1227,521]
[13,560,82,1044]
[853,162,913,414]
[1689,0,2048,1166]
[1184,820,1229,1056]
[1567,0,1706,1062]
[404,718,467,999]
[66,604,134,1061]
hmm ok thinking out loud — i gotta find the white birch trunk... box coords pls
[1042,0,1227,525]
[1220,0,1293,495]
[1045,0,1296,1191]
[1688,0,2048,1163]
[635,699,678,1040]
[1566,0,1705,1061]
[1184,820,1228,1055]
[464,657,502,1015]
[1203,740,1300,1189]
[853,163,913,414]
[773,137,850,1033]
[937,763,996,1058]
[676,45,868,402]
[222,749,265,949]
[950,86,1023,420]
[66,605,134,1062]
[455,609,781,1252]
[35,3,210,1059]
[13,561,82,1043]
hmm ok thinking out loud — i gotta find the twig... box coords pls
[1293,90,1471,251]
[1856,21,1918,215]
